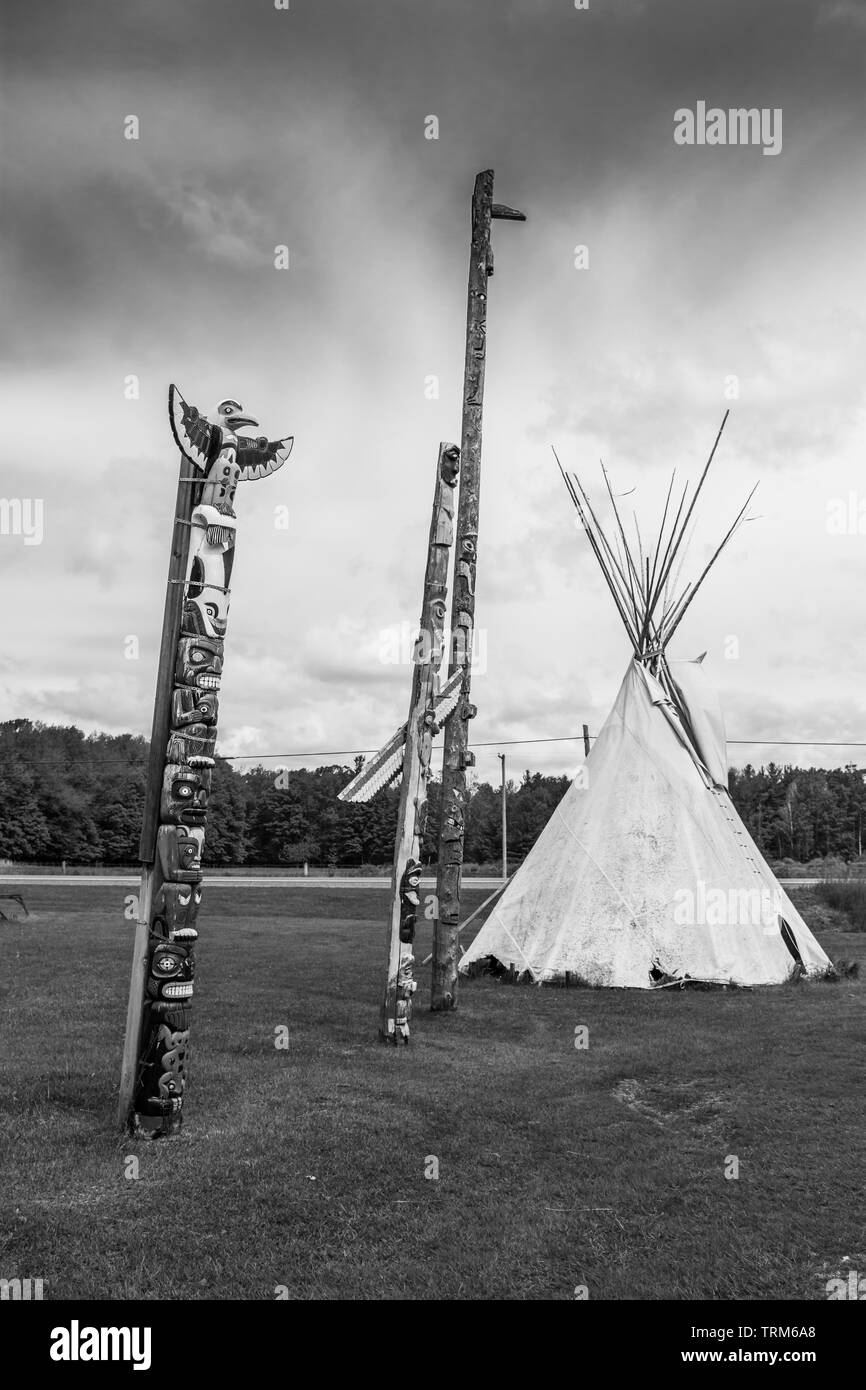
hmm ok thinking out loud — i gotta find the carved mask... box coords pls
[161,765,211,826]
[157,825,205,882]
[175,636,223,691]
[172,687,219,728]
[146,937,196,1006]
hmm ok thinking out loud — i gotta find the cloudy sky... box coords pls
[3,0,865,785]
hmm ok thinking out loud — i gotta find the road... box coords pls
[0,875,827,889]
[0,874,504,889]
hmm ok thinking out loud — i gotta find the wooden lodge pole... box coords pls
[431,170,525,1011]
[117,458,195,1126]
[381,441,460,1041]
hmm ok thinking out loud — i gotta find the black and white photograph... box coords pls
[2,0,865,1350]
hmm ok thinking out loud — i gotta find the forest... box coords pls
[1,718,865,869]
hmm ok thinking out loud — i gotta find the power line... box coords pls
[6,735,866,768]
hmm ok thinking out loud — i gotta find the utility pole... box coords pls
[431,169,525,1012]
[498,752,507,882]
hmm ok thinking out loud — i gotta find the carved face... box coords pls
[182,506,235,640]
[157,825,205,882]
[441,806,464,841]
[401,859,422,904]
[440,445,461,487]
[429,594,448,629]
[166,724,216,768]
[175,636,223,691]
[146,937,196,1005]
[152,881,202,937]
[172,687,219,728]
[161,765,211,826]
[459,537,477,564]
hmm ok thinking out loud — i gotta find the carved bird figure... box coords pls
[168,385,293,521]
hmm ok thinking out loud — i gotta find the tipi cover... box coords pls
[460,659,831,988]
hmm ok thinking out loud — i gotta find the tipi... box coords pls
[460,417,832,988]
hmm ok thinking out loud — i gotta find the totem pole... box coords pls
[431,170,525,1011]
[339,442,464,1041]
[118,385,292,1135]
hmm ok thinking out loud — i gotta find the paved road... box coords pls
[0,874,828,890]
[0,875,504,890]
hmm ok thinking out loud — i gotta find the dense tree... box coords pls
[2,718,865,868]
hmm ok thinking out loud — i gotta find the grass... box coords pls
[0,883,863,1300]
[813,879,866,931]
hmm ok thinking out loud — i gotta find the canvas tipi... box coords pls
[460,417,832,988]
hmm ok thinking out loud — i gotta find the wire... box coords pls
[6,736,866,768]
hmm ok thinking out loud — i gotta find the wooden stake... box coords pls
[431,170,525,1012]
[117,455,195,1127]
[380,442,460,1042]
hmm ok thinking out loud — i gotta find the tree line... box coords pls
[1,719,865,868]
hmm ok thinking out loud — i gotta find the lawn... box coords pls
[0,883,863,1300]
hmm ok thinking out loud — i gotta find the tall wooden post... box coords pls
[119,384,292,1133]
[431,170,525,1011]
[380,442,460,1041]
[118,458,194,1126]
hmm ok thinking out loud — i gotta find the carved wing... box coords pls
[236,434,294,481]
[338,726,407,804]
[429,670,464,730]
[337,672,465,805]
[169,384,217,472]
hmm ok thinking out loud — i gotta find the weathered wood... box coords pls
[139,461,196,864]
[431,170,525,1011]
[120,386,292,1134]
[118,454,194,1127]
[381,442,460,1041]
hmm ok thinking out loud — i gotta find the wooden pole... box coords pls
[498,752,507,881]
[380,442,460,1042]
[431,170,525,1012]
[583,724,591,758]
[118,456,195,1127]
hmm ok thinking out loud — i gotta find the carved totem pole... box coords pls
[339,442,464,1041]
[118,385,292,1135]
[431,170,525,1011]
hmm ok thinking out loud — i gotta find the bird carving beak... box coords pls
[227,413,259,431]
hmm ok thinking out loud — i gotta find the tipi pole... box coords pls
[380,442,461,1042]
[118,455,194,1127]
[431,170,525,1012]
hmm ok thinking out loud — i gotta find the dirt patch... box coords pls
[612,1078,728,1136]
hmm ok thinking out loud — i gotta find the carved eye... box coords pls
[192,651,204,663]
[178,785,192,798]
[157,955,179,973]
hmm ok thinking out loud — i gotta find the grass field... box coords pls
[1,883,864,1301]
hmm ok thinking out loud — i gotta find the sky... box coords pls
[2,0,866,787]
